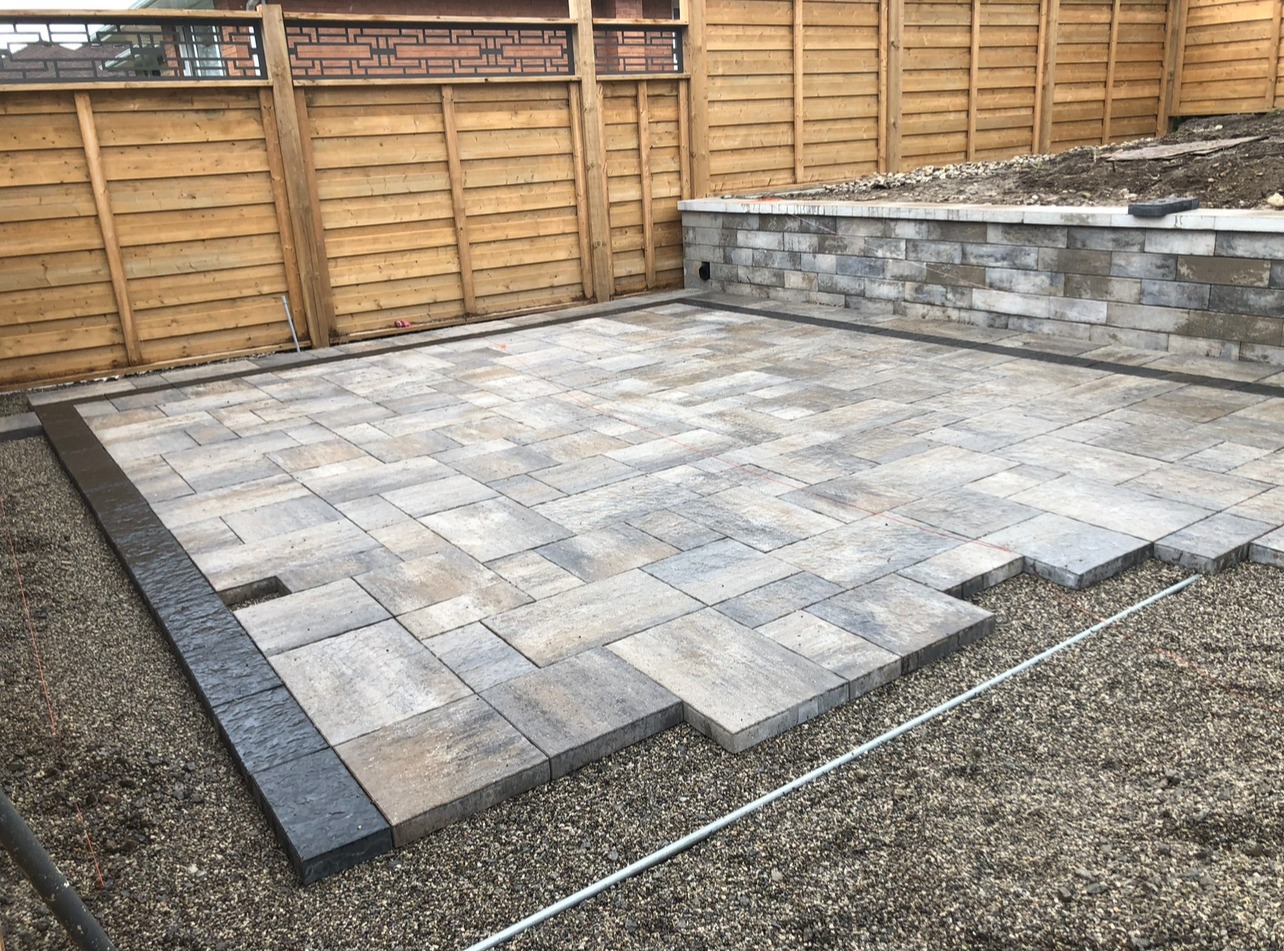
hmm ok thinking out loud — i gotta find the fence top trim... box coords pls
[1,9,263,22]
[680,198,1284,234]
[282,12,576,27]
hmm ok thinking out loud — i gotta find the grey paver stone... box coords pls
[487,569,700,666]
[424,622,537,692]
[487,550,584,599]
[896,542,1025,598]
[271,619,471,745]
[336,496,413,531]
[236,577,391,655]
[532,456,640,495]
[607,609,846,753]
[643,538,795,605]
[337,695,548,846]
[1155,512,1275,573]
[382,474,496,518]
[483,649,682,778]
[1012,475,1212,541]
[890,487,1042,539]
[1249,526,1284,567]
[775,516,960,588]
[757,611,900,699]
[677,486,842,552]
[537,523,678,582]
[354,548,499,616]
[627,508,725,550]
[982,512,1150,588]
[399,580,531,640]
[223,494,344,545]
[714,572,842,629]
[423,496,572,562]
[1122,464,1272,512]
[809,575,994,673]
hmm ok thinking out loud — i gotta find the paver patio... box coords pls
[50,292,1284,876]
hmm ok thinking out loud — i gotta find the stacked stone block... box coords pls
[682,201,1284,364]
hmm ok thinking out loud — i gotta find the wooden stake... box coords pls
[793,0,806,182]
[261,4,334,348]
[440,85,477,315]
[967,0,981,161]
[1102,0,1123,143]
[258,87,307,342]
[637,82,656,289]
[74,92,141,367]
[570,0,615,301]
[568,83,595,302]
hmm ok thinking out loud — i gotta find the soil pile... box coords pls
[787,111,1284,210]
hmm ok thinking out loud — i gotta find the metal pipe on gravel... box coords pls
[462,573,1202,951]
[0,788,117,951]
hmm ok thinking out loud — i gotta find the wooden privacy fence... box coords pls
[1170,0,1284,114]
[0,0,1280,388]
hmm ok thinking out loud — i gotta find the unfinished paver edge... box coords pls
[33,401,393,884]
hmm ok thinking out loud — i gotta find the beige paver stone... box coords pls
[272,620,470,745]
[608,609,846,753]
[338,696,548,846]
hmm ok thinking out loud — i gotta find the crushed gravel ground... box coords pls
[781,112,1284,211]
[0,393,29,418]
[2,429,1283,950]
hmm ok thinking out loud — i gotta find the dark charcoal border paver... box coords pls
[35,401,392,884]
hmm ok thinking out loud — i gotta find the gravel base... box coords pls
[0,393,30,418]
[2,431,1283,950]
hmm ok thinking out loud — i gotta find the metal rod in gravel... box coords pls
[0,788,117,951]
[465,573,1202,951]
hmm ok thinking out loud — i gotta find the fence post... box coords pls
[966,0,981,161]
[1158,0,1188,131]
[1033,0,1060,153]
[793,0,805,182]
[259,3,334,348]
[569,0,615,302]
[74,93,141,367]
[880,0,903,173]
[685,0,709,197]
[1266,0,1282,109]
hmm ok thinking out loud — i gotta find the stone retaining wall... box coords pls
[680,199,1284,364]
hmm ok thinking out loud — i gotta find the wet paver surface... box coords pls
[64,293,1284,866]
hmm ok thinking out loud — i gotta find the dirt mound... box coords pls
[784,112,1284,210]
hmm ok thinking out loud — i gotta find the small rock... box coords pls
[770,869,783,883]
[1266,193,1284,209]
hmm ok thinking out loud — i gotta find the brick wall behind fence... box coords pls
[680,200,1284,365]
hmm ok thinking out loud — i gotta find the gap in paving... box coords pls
[39,293,1284,882]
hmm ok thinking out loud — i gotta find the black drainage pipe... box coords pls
[0,789,116,951]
